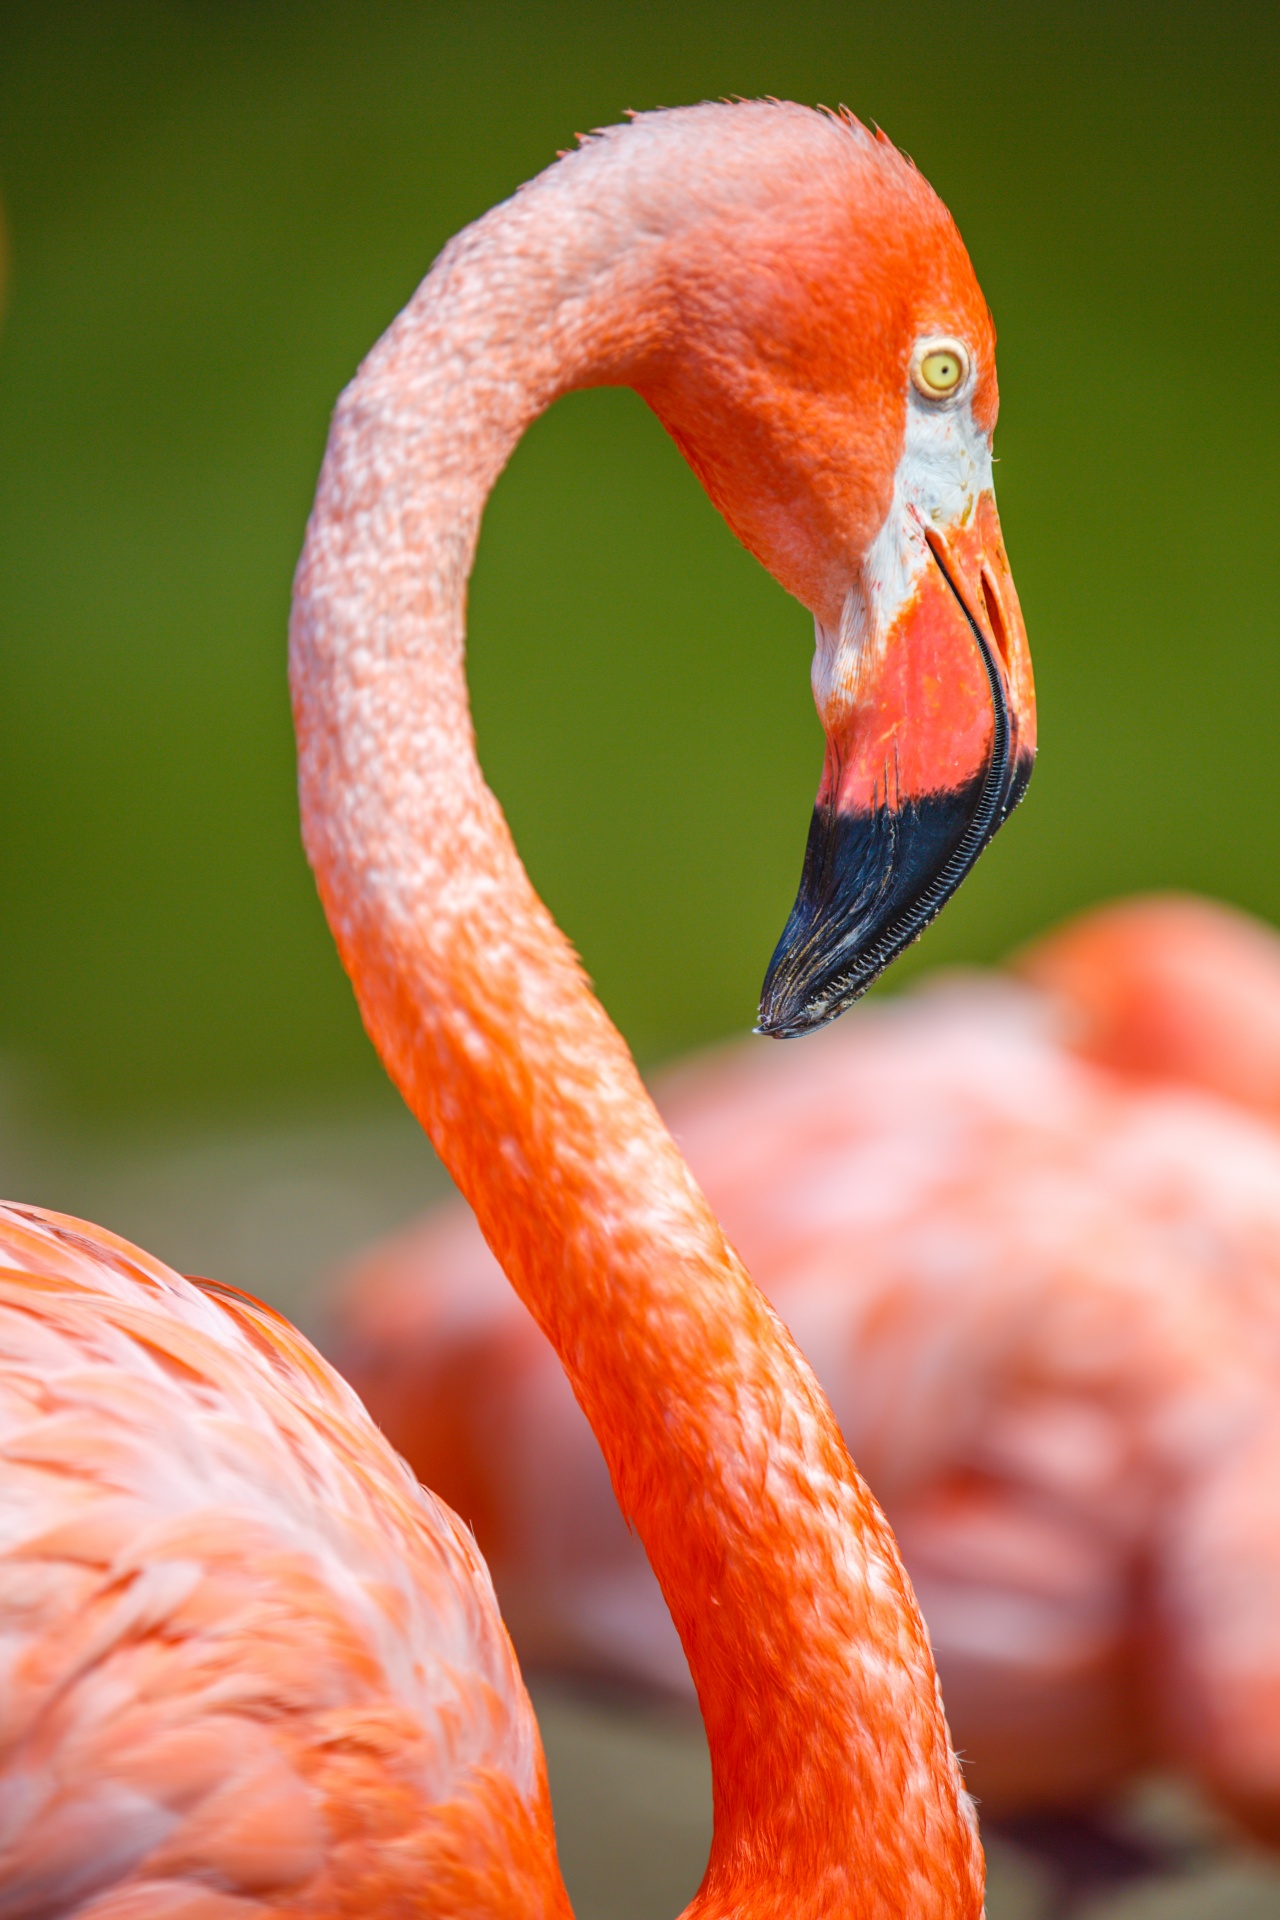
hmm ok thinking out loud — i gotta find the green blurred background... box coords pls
[0,0,1276,1144]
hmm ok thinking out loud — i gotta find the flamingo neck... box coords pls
[292,114,981,1920]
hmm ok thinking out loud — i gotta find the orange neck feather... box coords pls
[292,103,982,1919]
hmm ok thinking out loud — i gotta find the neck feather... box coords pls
[291,109,982,1920]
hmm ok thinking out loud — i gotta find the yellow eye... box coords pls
[911,338,970,400]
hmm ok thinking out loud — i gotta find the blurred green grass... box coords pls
[0,0,1275,1129]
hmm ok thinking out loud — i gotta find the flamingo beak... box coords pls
[758,492,1036,1038]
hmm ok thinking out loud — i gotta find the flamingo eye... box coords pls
[911,338,970,400]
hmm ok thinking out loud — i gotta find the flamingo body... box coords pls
[333,900,1280,1839]
[0,1203,567,1914]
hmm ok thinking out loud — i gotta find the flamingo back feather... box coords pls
[0,1203,568,1919]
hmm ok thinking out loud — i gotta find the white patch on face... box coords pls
[811,382,995,723]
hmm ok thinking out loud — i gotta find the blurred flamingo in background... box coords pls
[1019,891,1280,1120]
[0,101,1044,1911]
[333,891,1280,1858]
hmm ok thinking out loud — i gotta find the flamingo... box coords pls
[332,892,1280,1855]
[0,101,1039,1911]
[1017,890,1280,1121]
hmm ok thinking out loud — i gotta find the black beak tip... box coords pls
[756,942,873,1039]
[756,751,1034,1041]
[755,904,883,1041]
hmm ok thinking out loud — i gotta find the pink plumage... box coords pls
[0,1201,568,1911]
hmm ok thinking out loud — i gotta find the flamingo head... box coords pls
[630,104,1036,1037]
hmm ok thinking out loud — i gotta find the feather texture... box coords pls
[0,1204,567,1917]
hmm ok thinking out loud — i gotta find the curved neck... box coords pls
[292,132,981,1920]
